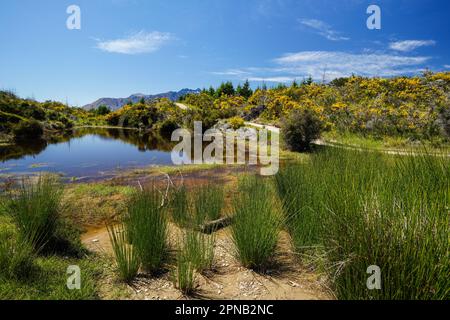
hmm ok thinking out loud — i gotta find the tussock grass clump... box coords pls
[181,230,215,273]
[231,175,281,270]
[192,184,224,224]
[172,256,196,295]
[171,229,215,295]
[171,183,225,228]
[276,148,450,300]
[124,186,168,274]
[2,175,63,253]
[107,224,139,283]
[0,229,35,280]
[170,185,189,227]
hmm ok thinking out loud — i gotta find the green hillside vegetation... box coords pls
[179,73,450,146]
[0,91,103,143]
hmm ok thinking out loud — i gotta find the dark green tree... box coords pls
[216,81,235,97]
[95,105,111,116]
[237,80,253,99]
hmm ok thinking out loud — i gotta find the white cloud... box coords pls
[299,18,349,41]
[247,76,296,83]
[444,65,450,69]
[211,69,251,76]
[389,40,436,52]
[96,31,173,54]
[273,51,430,80]
[212,51,431,83]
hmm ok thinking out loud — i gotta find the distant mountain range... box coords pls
[82,88,201,111]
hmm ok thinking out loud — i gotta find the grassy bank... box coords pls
[0,146,448,300]
[275,148,449,299]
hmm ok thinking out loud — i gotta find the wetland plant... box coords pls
[231,175,281,270]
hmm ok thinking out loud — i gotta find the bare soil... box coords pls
[80,164,331,300]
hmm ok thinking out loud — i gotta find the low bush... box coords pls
[13,120,44,141]
[281,109,323,152]
[228,116,245,130]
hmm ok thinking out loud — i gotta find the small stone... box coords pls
[92,239,99,243]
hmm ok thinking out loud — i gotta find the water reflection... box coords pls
[0,128,178,179]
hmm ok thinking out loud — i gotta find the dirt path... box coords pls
[175,102,189,110]
[245,122,280,134]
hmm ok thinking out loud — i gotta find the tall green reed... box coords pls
[180,230,215,273]
[192,184,224,225]
[170,185,189,227]
[275,148,449,300]
[124,186,168,274]
[3,175,63,253]
[107,223,140,283]
[231,175,282,270]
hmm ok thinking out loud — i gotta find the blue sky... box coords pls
[0,0,449,106]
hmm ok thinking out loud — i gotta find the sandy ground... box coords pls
[79,165,331,300]
[82,224,331,300]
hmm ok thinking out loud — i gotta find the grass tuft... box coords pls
[192,184,224,225]
[4,175,61,252]
[276,148,450,300]
[107,223,140,283]
[124,186,168,274]
[231,175,281,270]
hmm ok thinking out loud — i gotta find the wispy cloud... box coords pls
[299,18,349,41]
[389,40,436,52]
[247,76,296,83]
[212,51,431,83]
[210,69,251,76]
[274,51,430,80]
[444,65,450,69]
[95,31,174,55]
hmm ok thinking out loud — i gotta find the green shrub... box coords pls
[124,187,168,273]
[107,224,140,283]
[231,175,281,270]
[281,109,323,151]
[158,119,179,138]
[228,116,245,130]
[13,120,44,141]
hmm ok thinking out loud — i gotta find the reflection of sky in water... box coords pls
[0,134,174,178]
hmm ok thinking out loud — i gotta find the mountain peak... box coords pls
[82,88,201,111]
